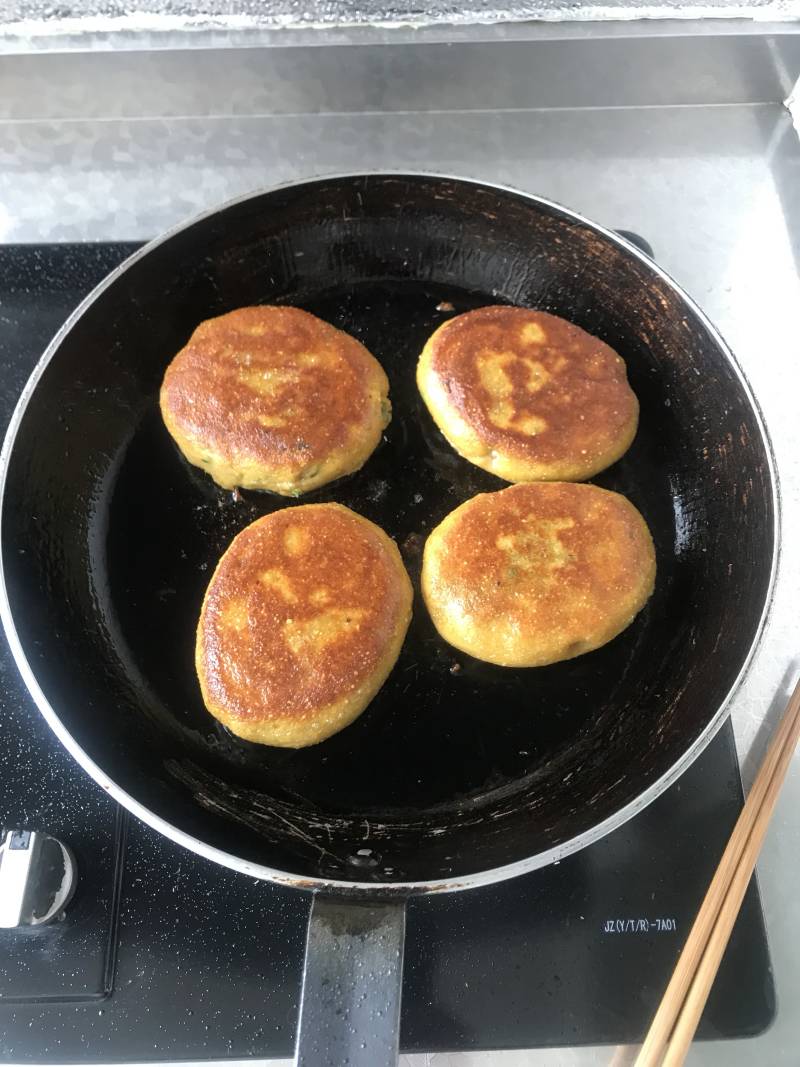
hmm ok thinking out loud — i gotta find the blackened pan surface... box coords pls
[0,175,776,888]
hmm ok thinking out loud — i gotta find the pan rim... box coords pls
[0,170,781,894]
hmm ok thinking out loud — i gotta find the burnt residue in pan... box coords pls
[1,176,775,884]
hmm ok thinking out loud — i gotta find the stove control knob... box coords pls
[0,830,77,928]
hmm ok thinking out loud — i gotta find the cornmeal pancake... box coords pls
[417,306,638,482]
[196,504,413,747]
[422,483,655,667]
[161,306,390,495]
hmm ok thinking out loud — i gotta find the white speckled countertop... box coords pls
[1,23,799,1066]
[1,0,799,52]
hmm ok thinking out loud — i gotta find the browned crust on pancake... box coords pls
[196,503,413,747]
[160,306,389,494]
[421,482,655,667]
[417,306,638,482]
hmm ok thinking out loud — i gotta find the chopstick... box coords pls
[633,674,800,1067]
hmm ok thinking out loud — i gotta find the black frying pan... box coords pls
[0,174,777,1065]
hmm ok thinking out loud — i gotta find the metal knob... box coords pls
[0,830,77,928]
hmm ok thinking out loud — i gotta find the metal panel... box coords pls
[1,30,800,118]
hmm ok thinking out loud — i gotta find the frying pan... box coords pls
[0,174,777,1065]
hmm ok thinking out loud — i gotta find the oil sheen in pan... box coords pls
[105,279,672,818]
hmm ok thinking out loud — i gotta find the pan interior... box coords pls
[1,176,775,885]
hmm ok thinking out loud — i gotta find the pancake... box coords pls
[417,306,638,482]
[421,482,655,667]
[196,503,413,747]
[160,306,390,495]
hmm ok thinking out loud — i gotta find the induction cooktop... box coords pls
[0,242,774,1062]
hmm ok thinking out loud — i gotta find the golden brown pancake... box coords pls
[421,483,655,667]
[196,504,413,747]
[160,306,390,495]
[417,306,638,483]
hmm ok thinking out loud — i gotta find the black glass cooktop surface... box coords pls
[0,243,773,1061]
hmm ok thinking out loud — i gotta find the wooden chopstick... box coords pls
[633,674,800,1067]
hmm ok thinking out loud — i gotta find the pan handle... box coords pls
[295,893,407,1067]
